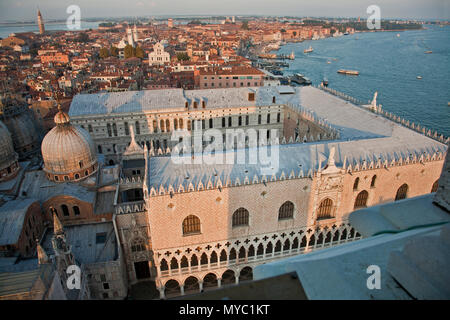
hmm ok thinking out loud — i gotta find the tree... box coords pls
[76,32,89,43]
[99,48,110,59]
[135,46,145,59]
[280,28,286,33]
[293,31,297,37]
[176,52,190,61]
[124,45,135,59]
[241,21,249,30]
[109,46,119,57]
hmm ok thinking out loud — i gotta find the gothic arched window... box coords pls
[317,198,333,220]
[370,175,377,188]
[354,190,369,209]
[232,208,249,227]
[278,201,294,220]
[182,215,201,235]
[395,184,408,201]
[353,177,360,190]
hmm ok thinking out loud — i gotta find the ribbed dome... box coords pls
[0,120,19,177]
[41,110,98,182]
[54,108,70,125]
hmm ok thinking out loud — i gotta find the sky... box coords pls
[0,0,449,22]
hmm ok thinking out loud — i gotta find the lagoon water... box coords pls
[278,25,450,137]
[0,21,101,39]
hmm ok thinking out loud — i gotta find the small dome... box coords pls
[41,111,98,182]
[54,108,70,125]
[0,96,41,159]
[0,120,19,181]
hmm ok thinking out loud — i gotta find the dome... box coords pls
[0,120,19,181]
[0,95,41,159]
[41,109,98,182]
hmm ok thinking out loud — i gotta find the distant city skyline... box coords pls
[0,0,449,23]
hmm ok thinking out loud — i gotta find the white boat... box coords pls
[304,46,313,53]
[338,69,359,75]
[417,76,422,79]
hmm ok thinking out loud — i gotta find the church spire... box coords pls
[36,240,49,264]
[53,211,64,235]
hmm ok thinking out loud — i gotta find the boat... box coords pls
[327,61,331,64]
[397,33,400,37]
[290,73,312,85]
[321,78,329,87]
[425,51,432,54]
[337,69,359,75]
[417,76,422,79]
[304,46,313,53]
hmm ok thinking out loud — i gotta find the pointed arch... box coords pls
[200,252,208,265]
[229,248,237,260]
[232,208,249,227]
[210,251,218,264]
[238,246,246,260]
[283,239,290,252]
[274,240,282,252]
[354,190,369,209]
[353,177,360,190]
[308,234,316,247]
[248,245,255,257]
[317,198,334,220]
[370,175,377,188]
[191,254,198,267]
[170,257,179,270]
[160,258,168,271]
[300,236,307,248]
[395,184,408,201]
[332,230,340,242]
[256,243,264,256]
[292,237,299,249]
[340,229,348,241]
[317,233,324,246]
[219,249,227,262]
[278,201,294,220]
[180,256,188,268]
[266,242,273,254]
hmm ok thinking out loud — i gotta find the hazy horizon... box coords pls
[0,0,449,23]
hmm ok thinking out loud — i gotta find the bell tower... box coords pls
[37,9,45,35]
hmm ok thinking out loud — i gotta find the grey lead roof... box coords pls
[0,198,38,246]
[42,222,118,264]
[68,86,298,116]
[145,87,446,191]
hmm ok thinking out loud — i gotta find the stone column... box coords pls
[158,287,165,299]
[217,278,222,288]
[180,285,185,296]
[199,281,204,292]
